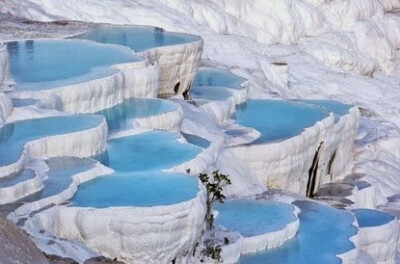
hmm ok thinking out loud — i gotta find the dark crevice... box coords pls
[306,142,324,198]
[174,82,180,94]
[327,149,337,181]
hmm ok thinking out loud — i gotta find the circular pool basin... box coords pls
[71,171,199,208]
[214,200,297,237]
[73,26,200,52]
[193,68,245,90]
[239,201,357,264]
[353,209,395,228]
[0,115,104,166]
[233,100,329,144]
[97,98,178,132]
[7,39,141,90]
[105,131,202,171]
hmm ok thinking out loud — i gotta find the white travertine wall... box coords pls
[0,43,11,83]
[0,117,108,178]
[25,182,207,264]
[0,92,13,126]
[139,37,203,97]
[230,106,360,196]
[12,60,160,114]
[7,160,113,220]
[134,104,183,132]
[231,114,335,195]
[356,216,399,264]
[320,107,361,183]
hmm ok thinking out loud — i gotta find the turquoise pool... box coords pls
[353,209,395,228]
[214,200,296,237]
[73,26,200,52]
[105,131,202,171]
[97,98,177,132]
[72,171,198,208]
[0,115,103,166]
[193,68,245,90]
[7,39,141,90]
[239,201,357,264]
[234,100,329,144]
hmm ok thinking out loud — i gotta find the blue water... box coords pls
[0,115,103,166]
[239,201,357,264]
[12,98,39,107]
[72,171,198,208]
[0,169,35,188]
[293,100,352,122]
[353,209,395,228]
[182,133,210,148]
[97,98,177,132]
[234,100,329,144]
[193,68,245,90]
[34,157,97,199]
[214,200,296,237]
[105,131,202,171]
[7,40,141,90]
[73,26,200,52]
[190,86,233,101]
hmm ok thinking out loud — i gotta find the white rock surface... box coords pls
[138,36,203,97]
[357,215,400,264]
[231,113,335,195]
[12,59,160,114]
[0,116,108,178]
[24,182,207,264]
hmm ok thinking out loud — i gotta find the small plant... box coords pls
[196,170,231,263]
[202,239,222,262]
[199,170,231,230]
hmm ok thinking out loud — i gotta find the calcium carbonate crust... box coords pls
[134,102,183,132]
[24,181,207,264]
[356,215,400,264]
[0,116,108,178]
[8,161,113,222]
[138,36,203,97]
[12,56,161,114]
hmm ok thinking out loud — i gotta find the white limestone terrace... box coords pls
[96,97,183,133]
[230,99,360,197]
[213,199,299,254]
[20,130,211,264]
[6,39,160,114]
[6,157,113,221]
[71,25,203,97]
[0,114,107,178]
[190,67,249,124]
[353,209,400,264]
[24,172,206,264]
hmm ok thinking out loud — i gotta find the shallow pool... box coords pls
[7,39,141,90]
[239,201,357,264]
[353,209,395,228]
[0,115,103,166]
[72,171,198,208]
[234,100,329,144]
[293,100,352,122]
[36,157,97,199]
[214,200,296,237]
[105,131,202,171]
[73,26,200,52]
[190,86,233,101]
[193,68,245,90]
[97,98,177,132]
[0,169,35,188]
[182,133,210,148]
